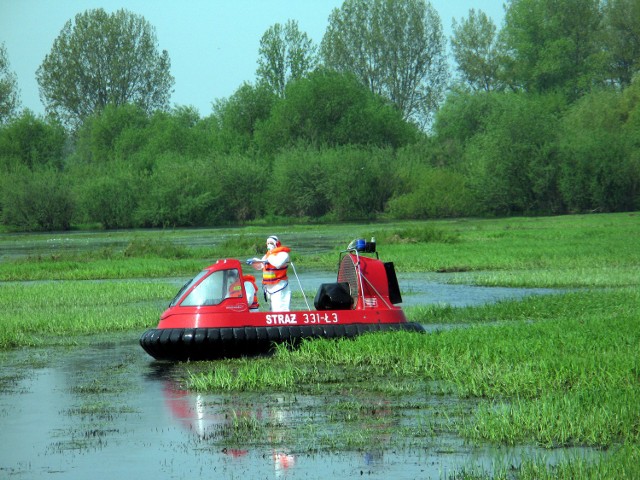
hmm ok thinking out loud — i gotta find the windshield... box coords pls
[173,268,243,307]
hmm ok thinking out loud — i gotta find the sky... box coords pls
[0,0,505,118]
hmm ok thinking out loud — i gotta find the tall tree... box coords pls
[0,42,20,123]
[36,9,174,130]
[254,70,418,154]
[451,9,504,92]
[602,0,640,87]
[211,82,276,153]
[321,0,448,127]
[0,111,66,171]
[256,20,318,96]
[499,0,605,99]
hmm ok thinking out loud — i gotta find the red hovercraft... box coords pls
[139,239,425,361]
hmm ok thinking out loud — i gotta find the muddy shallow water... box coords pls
[0,333,597,480]
[0,277,596,480]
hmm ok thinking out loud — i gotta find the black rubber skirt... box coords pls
[139,322,425,361]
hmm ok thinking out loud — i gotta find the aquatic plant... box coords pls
[1,212,638,477]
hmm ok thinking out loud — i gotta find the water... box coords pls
[0,228,347,261]
[295,270,561,309]
[0,335,598,480]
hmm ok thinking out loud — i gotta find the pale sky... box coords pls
[0,0,505,117]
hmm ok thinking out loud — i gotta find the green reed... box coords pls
[456,444,640,480]
[0,257,204,281]
[186,286,639,477]
[1,212,637,287]
[0,280,175,348]
[1,212,639,477]
[188,360,305,391]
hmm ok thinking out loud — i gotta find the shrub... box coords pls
[386,165,474,218]
[1,166,73,231]
[135,154,219,228]
[73,162,141,229]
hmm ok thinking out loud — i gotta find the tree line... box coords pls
[0,0,639,231]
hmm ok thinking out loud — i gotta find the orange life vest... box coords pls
[228,280,243,297]
[244,274,259,309]
[262,246,290,285]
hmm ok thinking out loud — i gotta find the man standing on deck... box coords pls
[247,235,291,311]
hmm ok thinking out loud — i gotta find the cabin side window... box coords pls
[181,271,225,306]
[179,269,243,307]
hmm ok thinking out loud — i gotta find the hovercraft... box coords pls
[139,240,424,361]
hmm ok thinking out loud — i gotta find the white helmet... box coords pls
[266,235,280,249]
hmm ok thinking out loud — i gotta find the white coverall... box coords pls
[260,250,291,312]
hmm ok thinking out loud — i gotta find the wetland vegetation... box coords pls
[1,212,638,478]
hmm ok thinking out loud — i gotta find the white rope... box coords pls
[290,261,311,311]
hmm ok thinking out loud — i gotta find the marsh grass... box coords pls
[188,360,305,391]
[204,410,267,444]
[455,444,640,480]
[0,256,204,281]
[1,212,637,286]
[185,286,639,476]
[1,212,639,477]
[0,280,174,348]
[374,225,460,244]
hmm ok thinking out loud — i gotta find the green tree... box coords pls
[321,0,448,127]
[0,111,66,171]
[463,93,565,215]
[266,147,331,218]
[1,166,73,231]
[72,161,142,229]
[602,0,640,86]
[209,154,265,223]
[211,82,276,153]
[322,147,396,220]
[135,155,218,228]
[431,89,501,170]
[255,70,418,154]
[36,8,174,130]
[386,164,474,218]
[451,9,504,92]
[558,83,640,212]
[500,0,605,99]
[256,20,318,96]
[0,42,20,123]
[73,103,149,165]
[140,106,210,160]
[73,104,211,169]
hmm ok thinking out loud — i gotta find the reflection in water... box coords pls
[162,378,397,478]
[163,380,299,476]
